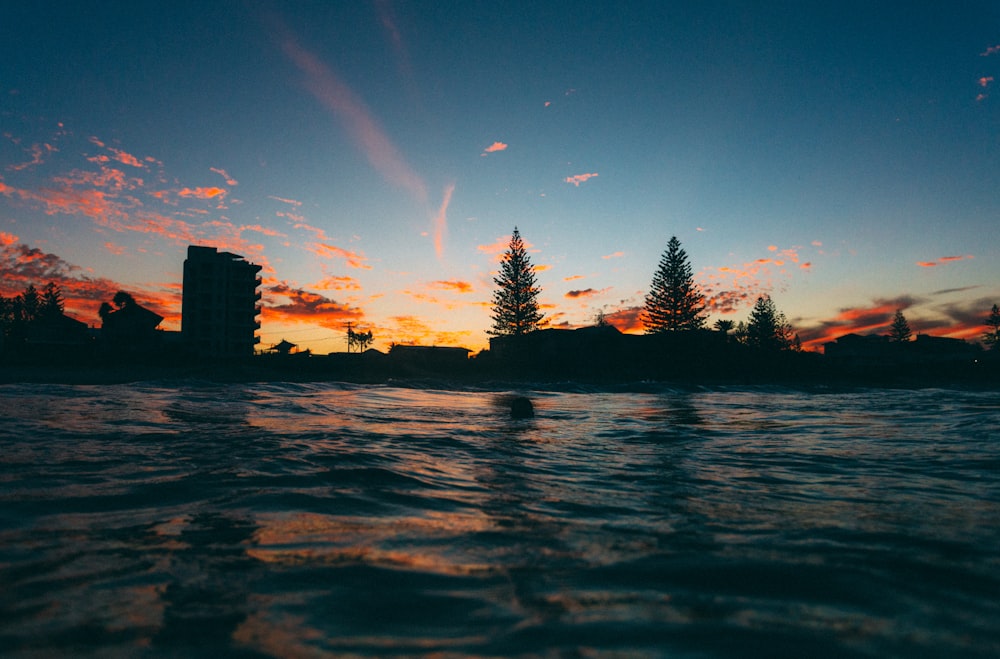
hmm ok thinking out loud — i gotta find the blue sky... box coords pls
[2,1,998,353]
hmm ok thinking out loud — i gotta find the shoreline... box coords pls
[2,359,996,391]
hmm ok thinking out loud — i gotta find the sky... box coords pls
[2,1,998,354]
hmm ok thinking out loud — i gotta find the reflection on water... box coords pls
[0,382,998,657]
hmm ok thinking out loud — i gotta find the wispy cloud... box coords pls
[314,275,362,292]
[601,251,624,260]
[917,255,974,268]
[311,243,371,270]
[433,182,454,259]
[428,280,474,294]
[564,172,598,187]
[211,167,238,186]
[981,44,1000,56]
[7,142,57,172]
[274,19,427,203]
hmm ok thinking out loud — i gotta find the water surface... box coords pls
[1,381,998,657]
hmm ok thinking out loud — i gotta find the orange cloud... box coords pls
[602,251,624,259]
[104,242,126,256]
[178,186,226,199]
[563,274,584,282]
[604,306,644,333]
[89,137,144,168]
[796,297,918,350]
[565,288,609,299]
[315,275,362,292]
[264,282,364,328]
[482,141,508,155]
[312,243,371,270]
[979,76,994,88]
[240,224,287,238]
[428,280,474,294]
[918,255,974,267]
[564,172,598,187]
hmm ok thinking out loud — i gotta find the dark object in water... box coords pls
[510,396,534,418]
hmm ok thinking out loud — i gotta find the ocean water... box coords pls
[1,380,998,658]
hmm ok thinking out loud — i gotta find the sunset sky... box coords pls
[2,2,998,354]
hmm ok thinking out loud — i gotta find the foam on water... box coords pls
[1,381,998,657]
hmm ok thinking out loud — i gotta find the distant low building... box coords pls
[101,299,163,348]
[182,245,262,359]
[389,345,471,369]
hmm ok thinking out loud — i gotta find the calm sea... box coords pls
[1,380,998,658]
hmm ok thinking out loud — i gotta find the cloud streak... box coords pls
[274,19,428,203]
[917,255,974,268]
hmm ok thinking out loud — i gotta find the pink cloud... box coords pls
[482,141,508,155]
[0,231,19,246]
[211,167,238,186]
[240,224,287,238]
[981,44,1000,56]
[979,76,994,88]
[269,195,302,206]
[564,172,598,187]
[602,251,624,259]
[104,242,126,255]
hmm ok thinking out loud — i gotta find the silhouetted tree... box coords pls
[594,310,609,327]
[489,227,543,337]
[643,236,706,333]
[713,319,734,336]
[984,304,1000,352]
[888,309,912,343]
[346,326,374,352]
[98,302,114,323]
[40,282,64,321]
[20,284,40,323]
[743,295,795,351]
[113,290,137,310]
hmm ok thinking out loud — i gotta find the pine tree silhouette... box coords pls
[489,227,543,337]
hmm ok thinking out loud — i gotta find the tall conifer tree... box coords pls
[744,295,796,351]
[643,236,706,333]
[888,309,912,342]
[489,227,543,337]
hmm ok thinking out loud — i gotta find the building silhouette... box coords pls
[182,246,262,358]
